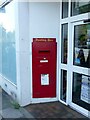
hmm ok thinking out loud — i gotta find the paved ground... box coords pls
[0,87,34,119]
[25,102,88,119]
[0,87,89,119]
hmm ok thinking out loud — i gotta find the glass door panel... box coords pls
[72,72,90,111]
[73,23,90,68]
[72,22,90,113]
[60,70,67,102]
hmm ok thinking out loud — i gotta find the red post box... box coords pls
[32,38,57,98]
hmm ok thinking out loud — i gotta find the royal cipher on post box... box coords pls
[32,38,57,98]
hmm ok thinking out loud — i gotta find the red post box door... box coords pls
[32,38,57,98]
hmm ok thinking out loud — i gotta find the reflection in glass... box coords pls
[61,24,68,64]
[74,24,90,68]
[60,70,67,102]
[72,73,90,111]
[71,1,90,16]
[0,1,16,84]
[62,2,68,19]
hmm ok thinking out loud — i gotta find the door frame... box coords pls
[59,1,90,117]
[68,21,89,117]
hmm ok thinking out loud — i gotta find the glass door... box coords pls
[73,23,90,68]
[70,21,90,117]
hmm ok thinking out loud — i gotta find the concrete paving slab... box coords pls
[1,107,23,118]
[0,96,2,111]
[19,107,34,118]
[0,114,2,120]
[2,91,13,110]
[1,90,35,119]
[88,111,90,118]
[0,88,2,93]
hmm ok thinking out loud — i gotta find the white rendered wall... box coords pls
[16,2,30,106]
[29,2,60,41]
[1,2,60,106]
[29,3,60,103]
[17,2,60,106]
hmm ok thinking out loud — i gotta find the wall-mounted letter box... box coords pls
[32,38,57,98]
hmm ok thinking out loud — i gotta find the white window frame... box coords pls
[59,0,90,117]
